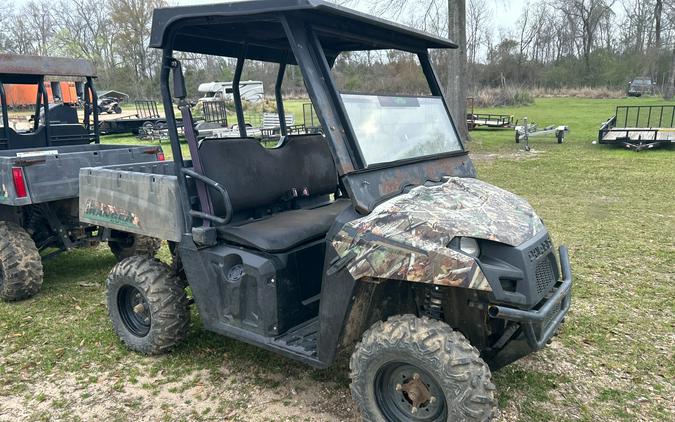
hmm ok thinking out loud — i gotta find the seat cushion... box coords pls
[217,200,351,252]
[199,135,338,217]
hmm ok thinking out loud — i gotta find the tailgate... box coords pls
[79,161,183,242]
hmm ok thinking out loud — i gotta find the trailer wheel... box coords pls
[107,256,189,355]
[109,234,162,262]
[557,132,564,144]
[515,132,520,144]
[0,222,44,301]
[350,315,496,422]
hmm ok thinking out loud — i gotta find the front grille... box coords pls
[535,257,556,295]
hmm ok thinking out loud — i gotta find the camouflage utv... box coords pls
[79,1,573,421]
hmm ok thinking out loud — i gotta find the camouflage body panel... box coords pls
[332,177,545,290]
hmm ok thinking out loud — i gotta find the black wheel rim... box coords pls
[117,285,151,337]
[374,362,447,422]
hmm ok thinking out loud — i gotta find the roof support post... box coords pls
[85,76,100,143]
[41,78,50,145]
[33,77,43,133]
[276,61,288,136]
[232,48,248,138]
[281,15,357,173]
[0,83,9,138]
[160,49,192,231]
[418,52,465,149]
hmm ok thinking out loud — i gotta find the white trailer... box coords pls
[198,80,264,103]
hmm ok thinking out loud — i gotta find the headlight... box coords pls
[459,237,480,258]
[448,237,481,258]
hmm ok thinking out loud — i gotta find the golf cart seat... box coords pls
[199,135,350,252]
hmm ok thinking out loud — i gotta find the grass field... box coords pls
[0,97,673,421]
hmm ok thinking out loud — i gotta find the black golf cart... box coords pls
[0,54,163,301]
[81,2,573,420]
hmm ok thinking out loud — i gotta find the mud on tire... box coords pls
[350,314,497,422]
[109,234,162,262]
[106,256,189,355]
[0,222,44,301]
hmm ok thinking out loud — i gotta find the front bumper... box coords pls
[487,246,573,350]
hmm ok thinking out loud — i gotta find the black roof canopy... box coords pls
[0,54,96,84]
[150,0,457,62]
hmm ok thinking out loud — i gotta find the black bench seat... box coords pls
[198,135,349,252]
[217,199,350,252]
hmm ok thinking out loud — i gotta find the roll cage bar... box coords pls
[154,0,466,231]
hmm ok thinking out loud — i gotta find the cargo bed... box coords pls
[79,161,185,242]
[0,144,164,206]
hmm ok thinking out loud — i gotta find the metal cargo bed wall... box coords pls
[0,144,162,206]
[79,161,184,242]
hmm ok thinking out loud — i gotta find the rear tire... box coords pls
[0,222,44,301]
[109,234,161,262]
[350,315,497,422]
[106,256,189,355]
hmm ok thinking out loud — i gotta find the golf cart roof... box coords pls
[0,54,96,84]
[150,0,457,62]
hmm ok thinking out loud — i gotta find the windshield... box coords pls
[341,94,462,167]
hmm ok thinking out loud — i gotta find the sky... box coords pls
[5,0,553,37]
[173,0,530,36]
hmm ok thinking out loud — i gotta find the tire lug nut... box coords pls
[429,396,437,404]
[411,406,418,414]
[413,373,420,380]
[395,383,402,391]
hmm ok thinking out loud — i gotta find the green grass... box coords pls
[0,97,673,421]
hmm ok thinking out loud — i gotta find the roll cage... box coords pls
[0,54,100,149]
[153,0,474,231]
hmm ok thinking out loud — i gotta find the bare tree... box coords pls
[110,0,167,93]
[556,0,616,75]
[24,0,56,56]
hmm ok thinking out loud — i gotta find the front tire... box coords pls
[109,234,161,262]
[350,315,496,422]
[0,222,44,301]
[106,257,189,355]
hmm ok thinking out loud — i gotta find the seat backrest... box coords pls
[199,135,338,217]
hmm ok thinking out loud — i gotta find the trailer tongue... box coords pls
[599,105,675,151]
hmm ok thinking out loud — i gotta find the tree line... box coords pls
[0,0,674,101]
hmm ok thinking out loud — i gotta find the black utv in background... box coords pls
[0,54,163,301]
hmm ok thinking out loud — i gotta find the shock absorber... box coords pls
[423,287,445,320]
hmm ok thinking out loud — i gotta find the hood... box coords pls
[331,177,545,290]
[364,177,545,247]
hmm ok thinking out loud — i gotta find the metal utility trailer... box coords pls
[0,54,164,302]
[81,2,572,420]
[599,105,675,151]
[466,97,514,130]
[99,100,174,136]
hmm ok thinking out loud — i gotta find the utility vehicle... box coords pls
[0,54,163,301]
[81,2,573,420]
[627,77,655,97]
